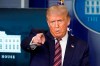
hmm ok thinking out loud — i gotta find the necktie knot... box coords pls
[56,38,62,42]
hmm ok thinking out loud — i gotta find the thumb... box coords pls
[37,33,45,44]
[39,33,45,44]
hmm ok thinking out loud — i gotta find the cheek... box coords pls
[61,26,67,32]
[49,24,55,32]
[60,22,67,28]
[60,23,68,32]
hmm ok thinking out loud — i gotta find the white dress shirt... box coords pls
[55,33,68,65]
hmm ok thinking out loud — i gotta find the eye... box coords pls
[51,21,55,23]
[58,20,63,22]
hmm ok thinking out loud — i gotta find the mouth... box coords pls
[55,30,60,33]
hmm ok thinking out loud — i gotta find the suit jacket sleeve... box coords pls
[21,29,46,52]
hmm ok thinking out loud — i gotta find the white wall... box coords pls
[0,0,29,8]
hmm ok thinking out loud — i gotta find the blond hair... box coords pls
[46,5,69,19]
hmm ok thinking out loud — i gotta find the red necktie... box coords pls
[54,39,62,66]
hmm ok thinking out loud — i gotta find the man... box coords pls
[21,5,89,66]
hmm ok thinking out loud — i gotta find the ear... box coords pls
[67,17,71,26]
[47,20,50,28]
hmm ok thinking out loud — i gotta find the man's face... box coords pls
[47,14,70,39]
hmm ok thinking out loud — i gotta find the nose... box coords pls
[55,22,59,28]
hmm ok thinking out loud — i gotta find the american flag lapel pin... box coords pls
[71,44,74,48]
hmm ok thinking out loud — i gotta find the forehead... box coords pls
[48,14,66,19]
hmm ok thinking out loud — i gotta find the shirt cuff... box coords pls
[30,37,37,50]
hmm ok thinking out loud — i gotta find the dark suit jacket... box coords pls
[21,29,90,66]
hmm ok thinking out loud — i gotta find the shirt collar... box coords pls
[61,32,68,42]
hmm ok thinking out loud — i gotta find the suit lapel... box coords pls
[63,35,77,66]
[49,40,55,66]
[46,31,55,66]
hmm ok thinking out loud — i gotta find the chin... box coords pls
[55,34,62,38]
